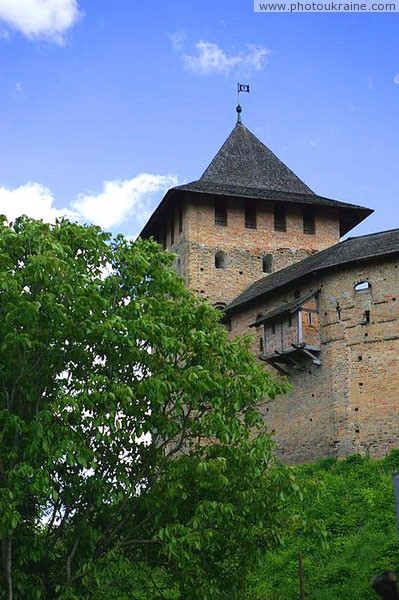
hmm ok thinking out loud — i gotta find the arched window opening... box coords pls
[262,254,273,274]
[215,251,227,269]
[355,281,371,293]
[213,302,227,311]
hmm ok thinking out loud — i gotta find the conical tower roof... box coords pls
[199,122,314,195]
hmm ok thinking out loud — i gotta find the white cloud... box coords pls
[183,40,269,75]
[0,182,74,222]
[71,173,178,229]
[169,31,186,52]
[0,0,81,43]
[394,73,399,85]
[0,174,178,235]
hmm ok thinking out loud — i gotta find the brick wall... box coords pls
[165,194,340,306]
[229,258,399,462]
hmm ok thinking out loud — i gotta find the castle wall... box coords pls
[229,258,399,463]
[169,196,340,306]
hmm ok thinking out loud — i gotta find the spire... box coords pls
[236,104,242,125]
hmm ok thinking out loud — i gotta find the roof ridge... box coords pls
[344,227,399,241]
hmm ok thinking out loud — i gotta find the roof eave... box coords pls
[339,207,374,236]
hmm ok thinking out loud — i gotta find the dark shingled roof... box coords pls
[139,121,372,239]
[198,122,314,194]
[226,228,399,313]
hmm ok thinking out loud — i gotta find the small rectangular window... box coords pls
[178,204,183,234]
[303,208,315,235]
[215,201,227,226]
[274,205,286,232]
[245,200,257,229]
[307,312,313,325]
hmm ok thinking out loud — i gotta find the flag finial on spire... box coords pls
[236,83,249,124]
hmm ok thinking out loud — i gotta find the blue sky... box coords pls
[0,0,398,238]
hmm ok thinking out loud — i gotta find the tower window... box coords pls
[215,251,227,269]
[178,204,183,234]
[274,205,286,232]
[245,200,257,229]
[215,201,227,226]
[303,207,315,234]
[262,254,273,273]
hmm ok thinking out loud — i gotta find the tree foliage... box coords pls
[0,217,298,599]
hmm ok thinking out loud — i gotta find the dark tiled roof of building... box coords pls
[139,121,372,239]
[198,123,314,194]
[226,228,399,313]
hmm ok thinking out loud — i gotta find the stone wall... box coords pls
[229,257,399,462]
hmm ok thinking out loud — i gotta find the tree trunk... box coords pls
[5,534,12,600]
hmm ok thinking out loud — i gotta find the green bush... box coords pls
[246,451,399,599]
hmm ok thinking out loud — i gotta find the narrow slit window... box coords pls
[245,200,257,229]
[178,204,183,234]
[170,214,175,245]
[215,251,227,269]
[303,207,316,234]
[259,337,264,352]
[215,201,227,226]
[363,310,370,324]
[274,205,286,232]
[307,312,313,325]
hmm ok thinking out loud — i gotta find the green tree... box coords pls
[0,217,297,599]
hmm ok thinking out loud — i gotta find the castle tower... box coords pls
[140,113,371,307]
